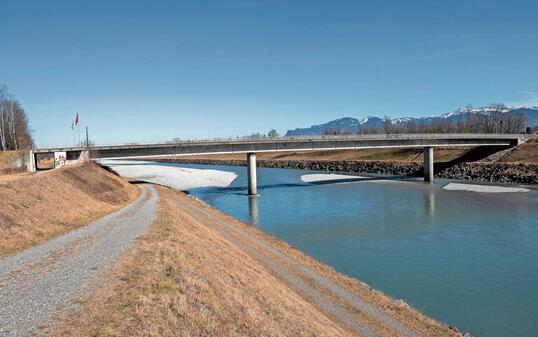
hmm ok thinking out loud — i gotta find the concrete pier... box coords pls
[424,147,434,182]
[247,152,257,195]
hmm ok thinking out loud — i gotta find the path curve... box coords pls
[0,184,158,337]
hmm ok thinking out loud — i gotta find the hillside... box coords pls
[0,163,139,257]
[179,147,470,163]
[0,151,27,175]
[500,139,538,163]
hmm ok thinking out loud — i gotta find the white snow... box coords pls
[301,173,367,183]
[301,173,416,185]
[441,111,458,118]
[367,179,414,185]
[392,117,412,124]
[99,160,237,190]
[443,182,530,193]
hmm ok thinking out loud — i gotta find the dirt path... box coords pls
[0,184,157,337]
[37,186,459,337]
[174,196,424,337]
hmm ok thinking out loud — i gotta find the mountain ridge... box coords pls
[285,106,538,136]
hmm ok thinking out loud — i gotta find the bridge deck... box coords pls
[34,134,521,160]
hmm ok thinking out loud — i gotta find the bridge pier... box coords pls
[247,152,257,195]
[424,147,434,182]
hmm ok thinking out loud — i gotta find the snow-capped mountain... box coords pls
[438,106,538,125]
[285,106,538,136]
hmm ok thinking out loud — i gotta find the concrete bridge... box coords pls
[29,133,522,195]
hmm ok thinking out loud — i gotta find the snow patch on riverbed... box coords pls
[301,174,367,183]
[300,173,415,185]
[443,182,530,193]
[99,160,237,190]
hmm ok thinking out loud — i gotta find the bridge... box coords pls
[28,133,522,195]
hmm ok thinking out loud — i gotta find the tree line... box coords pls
[0,85,33,151]
[324,103,528,136]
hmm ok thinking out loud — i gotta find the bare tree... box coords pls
[383,116,392,134]
[0,85,8,151]
[462,105,473,132]
[0,85,33,151]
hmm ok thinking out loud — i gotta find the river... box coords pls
[106,160,538,337]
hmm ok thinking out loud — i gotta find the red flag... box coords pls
[75,113,79,126]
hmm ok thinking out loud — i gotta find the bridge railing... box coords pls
[33,133,525,152]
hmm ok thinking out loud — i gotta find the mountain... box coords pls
[285,117,383,136]
[285,106,538,136]
[506,107,538,126]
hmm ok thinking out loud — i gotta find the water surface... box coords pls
[169,162,537,337]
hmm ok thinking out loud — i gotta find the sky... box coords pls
[1,0,537,146]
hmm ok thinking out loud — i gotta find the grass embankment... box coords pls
[180,147,469,163]
[500,139,538,163]
[173,140,538,164]
[0,150,26,175]
[0,163,139,257]
[47,186,460,337]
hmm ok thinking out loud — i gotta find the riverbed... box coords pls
[103,160,538,337]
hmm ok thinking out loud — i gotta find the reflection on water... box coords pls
[424,189,436,220]
[183,162,538,337]
[248,195,259,226]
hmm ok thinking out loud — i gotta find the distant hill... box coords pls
[285,106,538,136]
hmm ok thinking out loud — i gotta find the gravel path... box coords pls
[176,197,423,337]
[0,184,157,337]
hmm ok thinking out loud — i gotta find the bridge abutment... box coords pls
[26,150,36,172]
[247,152,257,195]
[424,147,434,182]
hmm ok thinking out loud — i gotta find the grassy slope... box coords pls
[47,186,459,337]
[500,139,538,163]
[171,141,538,165]
[0,163,139,257]
[0,150,26,174]
[180,147,469,163]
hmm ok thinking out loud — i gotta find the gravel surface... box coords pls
[0,184,157,337]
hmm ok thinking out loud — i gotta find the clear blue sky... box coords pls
[1,0,537,146]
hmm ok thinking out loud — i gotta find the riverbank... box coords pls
[45,184,464,337]
[152,157,538,184]
[0,163,139,257]
[149,140,538,184]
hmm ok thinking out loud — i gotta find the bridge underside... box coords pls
[30,135,520,195]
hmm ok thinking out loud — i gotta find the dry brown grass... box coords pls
[0,163,139,257]
[46,187,460,337]
[500,139,538,163]
[179,147,469,163]
[47,186,354,337]
[0,150,26,175]
[177,191,461,337]
[36,155,54,170]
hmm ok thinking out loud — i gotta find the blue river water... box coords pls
[179,162,538,337]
